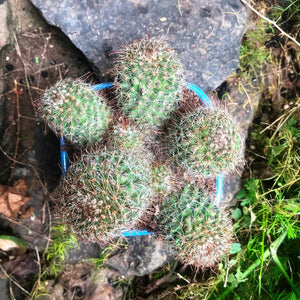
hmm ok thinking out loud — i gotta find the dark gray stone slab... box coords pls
[105,235,174,277]
[30,0,247,92]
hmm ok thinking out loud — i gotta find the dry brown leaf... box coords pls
[0,179,32,218]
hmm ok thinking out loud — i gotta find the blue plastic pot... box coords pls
[59,82,223,237]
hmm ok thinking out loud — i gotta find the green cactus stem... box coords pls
[41,78,111,146]
[113,37,184,125]
[167,107,244,177]
[110,124,175,196]
[59,124,175,242]
[158,185,234,268]
[59,146,154,242]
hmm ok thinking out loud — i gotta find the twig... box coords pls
[145,262,179,294]
[8,81,21,183]
[260,103,299,134]
[9,283,17,300]
[35,246,42,276]
[177,0,182,16]
[0,143,49,195]
[240,0,300,48]
[0,145,33,178]
[0,146,27,167]
[31,246,44,297]
[0,265,30,296]
[176,272,190,284]
[13,33,33,100]
[0,216,51,242]
[36,34,51,88]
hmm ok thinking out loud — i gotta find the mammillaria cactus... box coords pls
[166,107,244,177]
[113,37,184,125]
[41,78,111,146]
[59,146,154,242]
[158,185,234,268]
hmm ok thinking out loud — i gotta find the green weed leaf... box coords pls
[232,208,242,220]
[230,243,242,254]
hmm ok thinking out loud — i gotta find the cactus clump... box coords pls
[59,124,178,241]
[167,108,244,176]
[41,79,111,146]
[114,38,184,125]
[158,185,234,268]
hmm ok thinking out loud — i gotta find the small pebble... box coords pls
[6,56,9,61]
[283,104,289,110]
[288,73,297,82]
[50,59,56,65]
[5,64,14,71]
[41,70,48,78]
[250,145,256,150]
[289,101,294,106]
[236,67,241,74]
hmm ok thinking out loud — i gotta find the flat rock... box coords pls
[30,0,247,92]
[0,1,9,51]
[105,235,175,277]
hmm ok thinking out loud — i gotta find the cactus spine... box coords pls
[41,79,111,146]
[114,38,184,125]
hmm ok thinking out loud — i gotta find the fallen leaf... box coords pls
[0,235,27,257]
[0,179,32,218]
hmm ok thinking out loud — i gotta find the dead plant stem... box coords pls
[0,265,30,296]
[240,0,300,48]
[13,33,33,100]
[1,216,51,241]
[8,81,21,183]
[260,103,299,134]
